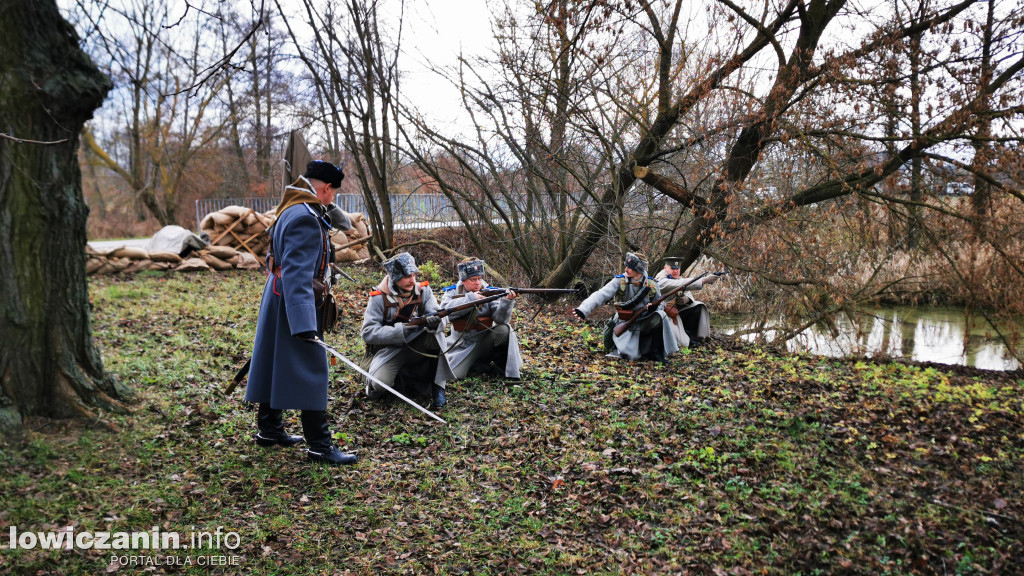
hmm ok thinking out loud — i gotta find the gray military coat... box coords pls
[439,282,523,378]
[360,277,454,387]
[655,270,712,347]
[576,275,679,361]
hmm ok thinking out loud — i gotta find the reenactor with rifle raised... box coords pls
[655,257,723,347]
[572,252,678,361]
[361,252,454,408]
[440,258,523,380]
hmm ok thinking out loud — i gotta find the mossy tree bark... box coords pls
[0,0,130,431]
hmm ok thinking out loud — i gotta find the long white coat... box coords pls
[576,275,678,361]
[439,283,523,378]
[655,270,713,347]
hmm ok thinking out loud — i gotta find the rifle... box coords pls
[405,291,510,327]
[479,286,586,298]
[611,271,726,337]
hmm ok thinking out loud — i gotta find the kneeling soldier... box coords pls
[440,258,523,380]
[361,253,454,408]
[655,257,721,347]
[572,252,679,361]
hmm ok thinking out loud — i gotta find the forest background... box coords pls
[64,0,1024,357]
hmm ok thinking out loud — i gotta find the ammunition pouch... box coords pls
[313,278,339,333]
[664,304,679,320]
[615,308,636,322]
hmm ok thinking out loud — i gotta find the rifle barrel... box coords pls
[406,292,508,326]
[481,287,581,297]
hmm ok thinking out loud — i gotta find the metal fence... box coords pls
[194,193,463,231]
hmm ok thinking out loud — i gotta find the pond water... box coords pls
[716,306,1022,371]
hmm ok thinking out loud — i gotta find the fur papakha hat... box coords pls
[383,252,419,282]
[458,259,486,282]
[624,252,648,276]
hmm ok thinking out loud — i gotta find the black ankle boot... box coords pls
[300,410,357,465]
[255,404,303,447]
[432,384,447,408]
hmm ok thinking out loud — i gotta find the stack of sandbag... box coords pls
[86,244,181,275]
[198,206,274,258]
[200,205,371,264]
[84,243,254,275]
[330,212,372,263]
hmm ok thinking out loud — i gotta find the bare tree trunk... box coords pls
[907,11,924,250]
[0,0,130,431]
[971,0,995,238]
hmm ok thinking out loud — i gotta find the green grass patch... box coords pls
[1,267,1022,574]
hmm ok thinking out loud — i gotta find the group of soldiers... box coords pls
[242,160,720,466]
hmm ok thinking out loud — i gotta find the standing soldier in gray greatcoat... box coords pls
[361,253,454,408]
[440,258,523,380]
[572,252,679,361]
[245,160,357,466]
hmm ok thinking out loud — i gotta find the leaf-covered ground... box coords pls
[2,268,1022,575]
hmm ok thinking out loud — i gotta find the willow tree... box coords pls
[0,0,129,430]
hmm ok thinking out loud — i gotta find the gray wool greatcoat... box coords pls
[360,277,454,391]
[576,275,679,361]
[245,200,333,411]
[439,282,523,379]
[655,270,713,348]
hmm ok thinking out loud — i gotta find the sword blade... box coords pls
[309,337,447,425]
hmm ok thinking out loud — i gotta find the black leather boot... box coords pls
[432,384,447,408]
[255,404,304,447]
[301,410,357,465]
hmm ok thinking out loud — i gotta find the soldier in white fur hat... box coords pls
[360,252,454,408]
[440,257,523,381]
[572,251,678,361]
[655,257,720,347]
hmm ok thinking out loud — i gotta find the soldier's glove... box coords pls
[574,308,586,321]
[424,315,442,330]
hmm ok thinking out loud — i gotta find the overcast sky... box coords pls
[397,1,498,126]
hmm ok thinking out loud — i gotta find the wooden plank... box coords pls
[229,228,265,267]
[208,208,254,245]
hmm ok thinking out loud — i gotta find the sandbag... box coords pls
[334,247,359,262]
[235,252,260,270]
[220,205,250,219]
[199,253,233,271]
[85,259,104,275]
[124,259,154,274]
[149,251,183,263]
[246,219,268,234]
[206,245,238,260]
[176,257,210,272]
[109,246,149,260]
[209,212,236,227]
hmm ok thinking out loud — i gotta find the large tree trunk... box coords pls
[0,0,130,431]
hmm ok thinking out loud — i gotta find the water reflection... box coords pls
[717,306,1022,371]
